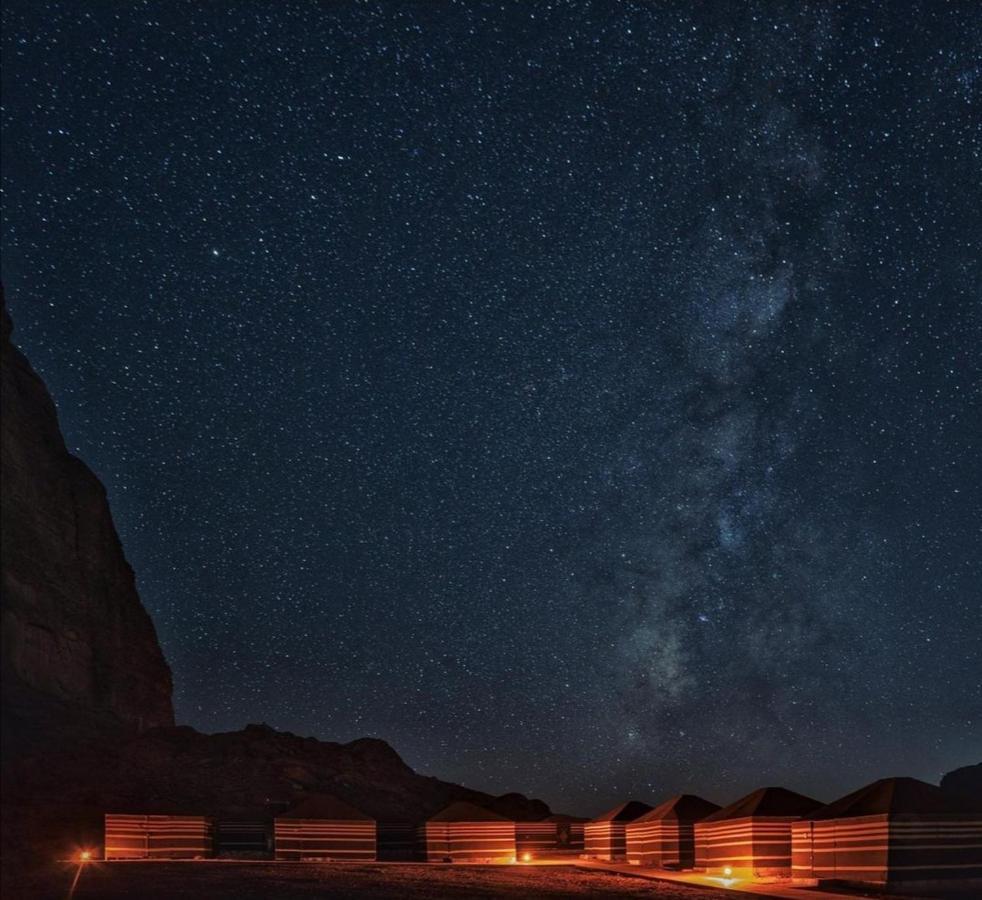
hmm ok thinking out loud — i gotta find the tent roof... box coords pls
[808,777,960,820]
[633,794,721,824]
[428,801,510,822]
[277,793,373,821]
[703,787,821,822]
[543,813,589,823]
[589,800,653,823]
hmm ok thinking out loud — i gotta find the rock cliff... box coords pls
[1,288,174,742]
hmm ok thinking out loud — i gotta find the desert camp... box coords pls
[2,3,980,899]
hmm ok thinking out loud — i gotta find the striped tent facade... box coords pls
[274,794,376,861]
[792,777,982,888]
[104,814,214,859]
[551,815,587,853]
[515,815,587,858]
[420,801,515,862]
[584,801,653,861]
[515,822,560,857]
[626,794,720,868]
[695,787,821,879]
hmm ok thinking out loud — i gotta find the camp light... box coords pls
[79,850,92,861]
[521,852,532,862]
[722,866,732,876]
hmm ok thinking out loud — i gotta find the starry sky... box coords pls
[2,1,980,816]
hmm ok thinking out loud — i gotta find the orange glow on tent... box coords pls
[522,851,532,862]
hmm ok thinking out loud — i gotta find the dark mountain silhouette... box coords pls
[941,763,982,811]
[1,287,173,746]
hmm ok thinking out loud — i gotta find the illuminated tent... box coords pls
[104,814,214,859]
[546,813,587,854]
[695,786,821,879]
[515,813,588,858]
[419,801,516,862]
[274,794,376,861]
[584,800,653,861]
[792,777,982,889]
[626,794,721,868]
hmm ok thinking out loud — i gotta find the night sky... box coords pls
[2,1,980,816]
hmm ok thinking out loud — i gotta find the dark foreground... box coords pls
[28,861,742,900]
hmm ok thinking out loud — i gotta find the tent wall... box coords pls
[515,821,584,857]
[792,816,888,882]
[793,814,982,886]
[516,822,558,856]
[419,822,450,861]
[274,817,376,860]
[104,814,213,860]
[585,822,627,861]
[889,814,982,884]
[791,819,817,880]
[695,826,709,869]
[559,821,586,852]
[626,819,696,868]
[419,821,516,862]
[695,815,799,878]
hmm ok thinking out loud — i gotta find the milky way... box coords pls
[2,2,980,814]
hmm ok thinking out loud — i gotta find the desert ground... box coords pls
[35,861,749,900]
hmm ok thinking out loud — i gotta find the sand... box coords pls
[54,861,741,899]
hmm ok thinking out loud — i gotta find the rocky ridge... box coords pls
[1,288,174,740]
